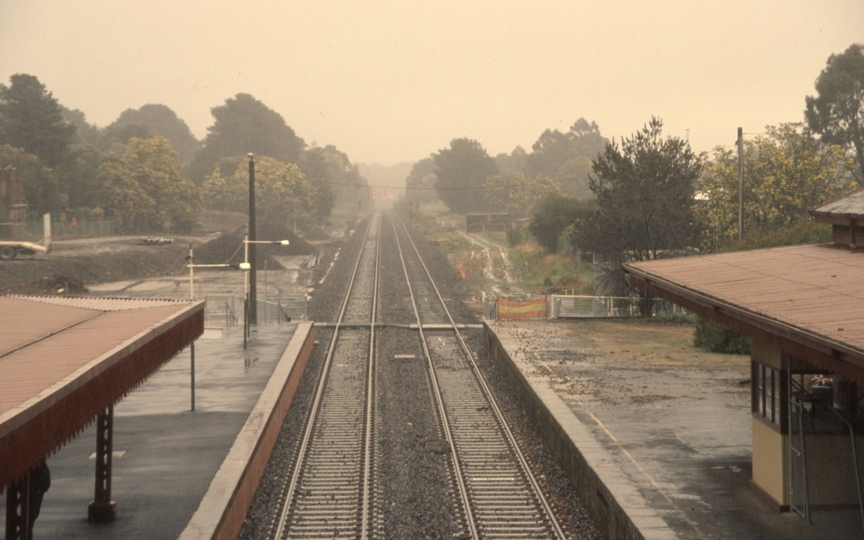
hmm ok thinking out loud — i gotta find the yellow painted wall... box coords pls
[752,418,787,505]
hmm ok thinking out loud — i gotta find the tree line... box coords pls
[405,44,863,308]
[0,75,368,234]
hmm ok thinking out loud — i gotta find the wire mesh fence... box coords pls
[788,367,864,536]
[1,218,116,240]
[203,294,307,327]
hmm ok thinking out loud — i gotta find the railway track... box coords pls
[273,214,381,539]
[270,211,569,539]
[390,212,567,540]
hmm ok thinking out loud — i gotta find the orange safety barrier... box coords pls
[497,296,547,319]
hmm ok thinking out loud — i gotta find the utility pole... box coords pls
[738,127,744,242]
[248,153,257,325]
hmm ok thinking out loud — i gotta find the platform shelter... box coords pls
[1,295,203,540]
[623,187,864,533]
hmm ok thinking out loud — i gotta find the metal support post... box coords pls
[190,343,196,411]
[5,474,30,540]
[88,406,116,523]
[248,154,257,325]
[188,244,194,300]
[738,127,744,241]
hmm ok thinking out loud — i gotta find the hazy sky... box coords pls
[1,1,862,166]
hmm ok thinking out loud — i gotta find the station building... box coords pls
[623,187,864,527]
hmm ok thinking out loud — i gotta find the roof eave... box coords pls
[623,263,864,371]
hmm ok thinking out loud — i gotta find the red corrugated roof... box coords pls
[0,295,204,488]
[624,243,864,366]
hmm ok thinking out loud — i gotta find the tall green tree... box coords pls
[527,119,604,175]
[0,74,76,168]
[189,93,305,184]
[525,118,608,198]
[805,43,864,183]
[404,158,438,204]
[298,145,354,218]
[432,138,497,214]
[62,143,103,215]
[528,193,589,253]
[113,104,200,167]
[60,106,101,146]
[494,146,529,173]
[576,118,701,312]
[696,123,855,251]
[97,122,155,153]
[484,171,559,218]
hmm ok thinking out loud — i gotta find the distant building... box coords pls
[466,213,511,233]
[0,168,27,238]
[624,187,864,530]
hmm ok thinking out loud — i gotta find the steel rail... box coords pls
[360,213,381,538]
[394,212,568,540]
[389,214,479,540]
[273,214,380,539]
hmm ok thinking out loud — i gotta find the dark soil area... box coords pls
[0,243,190,295]
[0,219,321,295]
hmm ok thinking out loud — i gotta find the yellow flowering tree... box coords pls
[201,156,324,228]
[98,136,200,232]
[695,123,856,251]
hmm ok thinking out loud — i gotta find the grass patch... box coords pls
[510,241,593,293]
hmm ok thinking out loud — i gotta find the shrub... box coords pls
[693,317,751,354]
[506,227,523,246]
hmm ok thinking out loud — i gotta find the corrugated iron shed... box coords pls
[623,243,864,381]
[0,295,204,490]
[810,185,864,220]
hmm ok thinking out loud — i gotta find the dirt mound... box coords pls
[193,221,318,268]
[7,275,90,295]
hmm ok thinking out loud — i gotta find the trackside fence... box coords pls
[483,294,686,320]
[204,294,307,327]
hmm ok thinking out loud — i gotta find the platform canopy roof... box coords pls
[623,243,864,382]
[0,295,204,490]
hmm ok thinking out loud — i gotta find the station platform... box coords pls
[3,322,313,540]
[484,319,857,540]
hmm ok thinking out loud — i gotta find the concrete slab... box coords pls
[2,323,311,540]
[485,319,861,540]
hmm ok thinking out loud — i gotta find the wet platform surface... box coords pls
[487,319,861,540]
[4,323,300,540]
